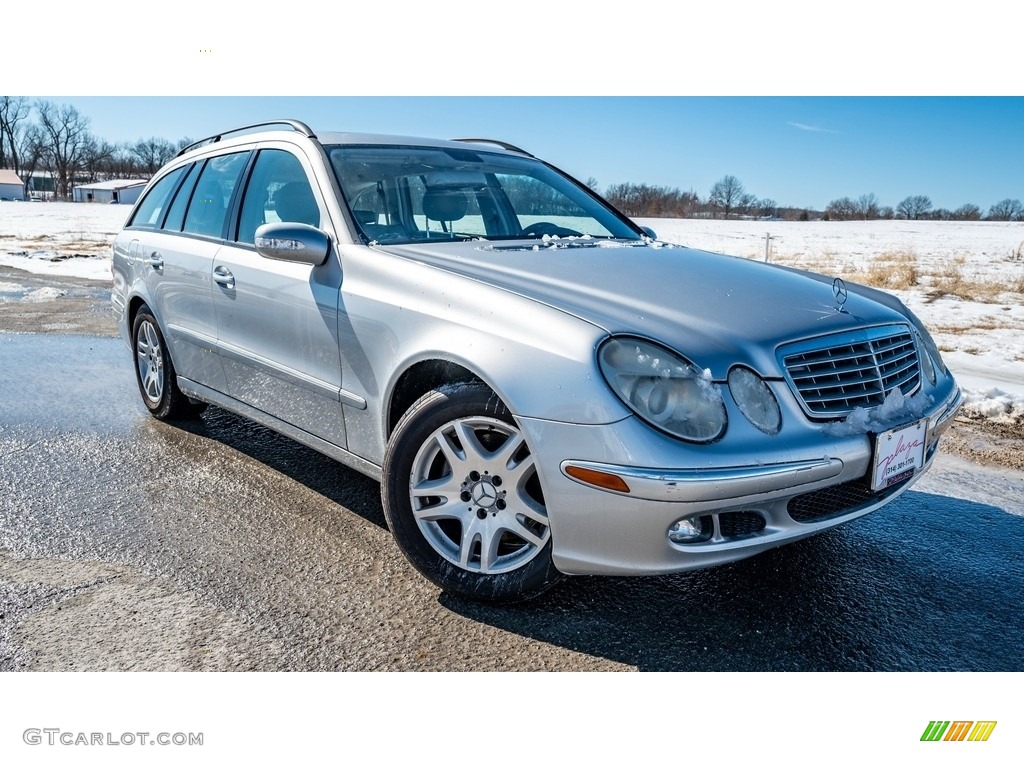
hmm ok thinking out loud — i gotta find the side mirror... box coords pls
[254,222,330,266]
[640,226,657,240]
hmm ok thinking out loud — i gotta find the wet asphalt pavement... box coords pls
[1,332,1023,671]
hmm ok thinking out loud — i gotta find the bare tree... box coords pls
[80,138,116,183]
[108,143,141,178]
[857,193,880,220]
[896,195,932,220]
[709,175,745,219]
[737,193,756,217]
[131,137,176,176]
[0,96,31,175]
[986,198,1024,221]
[35,100,93,199]
[16,124,46,198]
[953,203,982,221]
[757,198,777,219]
[825,196,858,221]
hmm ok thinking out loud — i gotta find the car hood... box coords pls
[376,240,912,378]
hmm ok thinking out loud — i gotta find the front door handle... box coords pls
[213,266,235,289]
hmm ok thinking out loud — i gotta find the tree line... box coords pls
[603,176,790,220]
[0,97,190,199]
[822,193,1023,222]
[602,176,1022,222]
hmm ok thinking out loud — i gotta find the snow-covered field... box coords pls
[0,201,127,280]
[1,202,1022,424]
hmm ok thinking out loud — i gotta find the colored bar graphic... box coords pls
[921,721,997,742]
[968,722,997,742]
[921,721,950,741]
[944,721,973,741]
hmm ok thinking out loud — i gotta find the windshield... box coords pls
[327,144,642,245]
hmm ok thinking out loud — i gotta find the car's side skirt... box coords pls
[177,376,384,482]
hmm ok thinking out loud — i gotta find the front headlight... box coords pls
[598,337,726,443]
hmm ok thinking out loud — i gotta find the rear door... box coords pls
[144,151,250,392]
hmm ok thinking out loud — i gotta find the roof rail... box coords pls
[176,119,317,157]
[451,138,534,157]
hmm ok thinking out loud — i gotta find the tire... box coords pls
[132,305,206,421]
[382,383,563,603]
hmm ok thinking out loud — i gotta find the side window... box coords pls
[128,167,185,229]
[161,162,200,232]
[237,149,320,245]
[182,152,249,239]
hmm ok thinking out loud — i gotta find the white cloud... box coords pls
[787,121,839,133]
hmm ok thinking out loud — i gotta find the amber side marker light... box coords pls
[564,465,631,493]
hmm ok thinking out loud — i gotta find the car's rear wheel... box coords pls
[382,383,563,603]
[132,305,206,421]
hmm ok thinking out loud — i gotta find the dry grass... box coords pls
[931,319,1004,334]
[927,257,1021,303]
[847,250,920,290]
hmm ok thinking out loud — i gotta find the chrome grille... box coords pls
[781,325,921,417]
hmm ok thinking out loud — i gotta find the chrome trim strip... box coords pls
[560,457,845,503]
[176,377,382,481]
[167,323,367,410]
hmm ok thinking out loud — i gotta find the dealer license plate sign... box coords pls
[871,419,927,491]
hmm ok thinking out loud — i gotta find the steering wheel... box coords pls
[518,221,583,238]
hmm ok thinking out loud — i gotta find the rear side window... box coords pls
[183,152,249,239]
[128,167,185,229]
[161,162,201,232]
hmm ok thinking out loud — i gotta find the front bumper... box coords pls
[519,384,961,577]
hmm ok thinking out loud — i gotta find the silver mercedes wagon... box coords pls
[111,120,962,602]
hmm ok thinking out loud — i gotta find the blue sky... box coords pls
[34,96,1024,212]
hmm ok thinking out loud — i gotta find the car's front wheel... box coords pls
[382,383,563,602]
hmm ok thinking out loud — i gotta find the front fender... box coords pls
[335,245,630,465]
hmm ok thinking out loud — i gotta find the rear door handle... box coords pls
[148,252,164,269]
[213,266,235,289]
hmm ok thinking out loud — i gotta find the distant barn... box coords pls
[0,169,25,200]
[72,179,148,205]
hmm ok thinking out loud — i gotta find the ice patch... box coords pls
[823,388,935,437]
[24,287,67,302]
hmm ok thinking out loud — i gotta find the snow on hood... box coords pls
[377,240,912,378]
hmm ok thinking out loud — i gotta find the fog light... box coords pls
[668,516,705,543]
